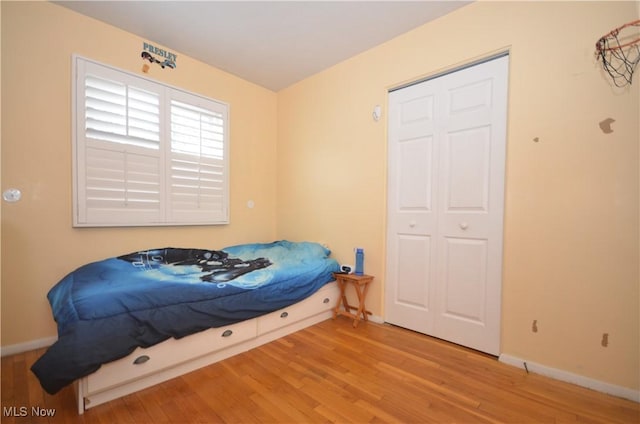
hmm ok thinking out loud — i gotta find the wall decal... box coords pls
[141,42,177,72]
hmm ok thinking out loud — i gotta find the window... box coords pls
[73,56,229,227]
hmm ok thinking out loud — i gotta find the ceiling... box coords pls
[55,1,471,92]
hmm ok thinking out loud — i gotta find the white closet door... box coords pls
[386,76,439,336]
[385,55,508,355]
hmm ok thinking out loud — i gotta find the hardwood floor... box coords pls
[2,317,638,423]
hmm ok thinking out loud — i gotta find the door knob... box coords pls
[409,220,416,228]
[459,222,469,230]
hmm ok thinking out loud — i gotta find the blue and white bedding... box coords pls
[31,241,339,394]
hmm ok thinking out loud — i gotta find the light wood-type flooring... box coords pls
[2,317,639,423]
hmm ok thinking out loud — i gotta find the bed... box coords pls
[31,240,341,414]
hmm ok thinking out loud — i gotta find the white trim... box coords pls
[389,50,509,93]
[1,336,57,357]
[499,353,640,403]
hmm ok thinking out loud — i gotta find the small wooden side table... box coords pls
[332,273,374,327]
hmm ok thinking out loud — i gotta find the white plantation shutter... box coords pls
[74,56,229,226]
[169,98,228,222]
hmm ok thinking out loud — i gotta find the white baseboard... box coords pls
[499,353,639,403]
[1,336,57,357]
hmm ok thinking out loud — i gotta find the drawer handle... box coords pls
[133,355,150,365]
[280,311,289,318]
[323,298,330,304]
[222,329,233,337]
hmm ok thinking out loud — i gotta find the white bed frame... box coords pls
[74,281,339,414]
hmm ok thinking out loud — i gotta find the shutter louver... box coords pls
[169,100,227,221]
[84,146,161,223]
[85,75,160,150]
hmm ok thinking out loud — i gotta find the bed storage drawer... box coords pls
[257,283,337,335]
[86,318,257,394]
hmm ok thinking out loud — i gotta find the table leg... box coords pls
[333,279,347,319]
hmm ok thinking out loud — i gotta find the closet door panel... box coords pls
[441,237,488,324]
[433,56,508,355]
[386,55,508,356]
[396,235,432,311]
[444,127,491,212]
[385,86,438,335]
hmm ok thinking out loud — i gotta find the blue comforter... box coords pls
[31,241,339,394]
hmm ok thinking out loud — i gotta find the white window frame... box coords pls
[72,55,229,227]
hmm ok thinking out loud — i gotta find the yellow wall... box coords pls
[278,1,639,391]
[2,0,638,394]
[1,2,278,344]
